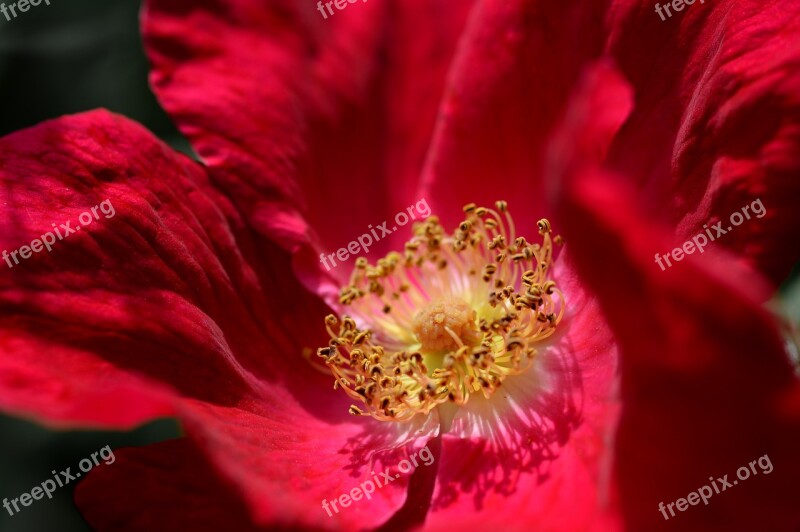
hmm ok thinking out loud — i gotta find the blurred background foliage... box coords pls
[0,1,183,530]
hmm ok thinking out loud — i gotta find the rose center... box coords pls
[411,296,481,352]
[315,202,566,422]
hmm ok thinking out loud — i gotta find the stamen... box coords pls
[314,202,565,422]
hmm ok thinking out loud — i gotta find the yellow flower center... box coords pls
[411,296,482,351]
[316,201,565,422]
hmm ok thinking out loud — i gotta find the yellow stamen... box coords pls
[315,202,565,422]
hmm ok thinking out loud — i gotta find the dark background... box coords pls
[0,1,183,530]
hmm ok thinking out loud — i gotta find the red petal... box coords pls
[420,0,611,230]
[142,0,473,261]
[551,63,800,528]
[0,110,274,427]
[606,0,800,285]
[562,170,800,530]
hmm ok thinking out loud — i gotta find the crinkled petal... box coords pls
[0,110,270,426]
[142,0,475,270]
[561,170,800,531]
[553,60,800,530]
[606,0,800,285]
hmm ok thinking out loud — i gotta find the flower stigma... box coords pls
[316,202,565,422]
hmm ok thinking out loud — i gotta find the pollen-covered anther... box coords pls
[314,202,566,422]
